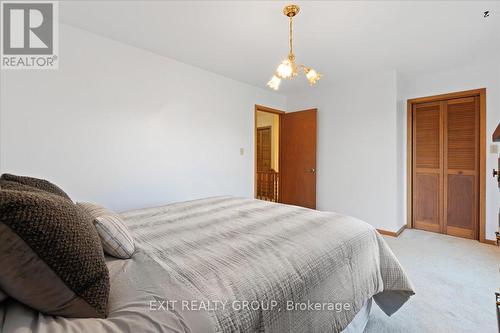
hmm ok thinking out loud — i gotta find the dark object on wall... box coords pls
[493,123,500,142]
[493,122,500,190]
[493,123,500,333]
[0,189,109,318]
[493,123,500,244]
[497,292,500,331]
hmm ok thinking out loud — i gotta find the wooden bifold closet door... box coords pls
[413,96,479,239]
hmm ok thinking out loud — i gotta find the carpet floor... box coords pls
[364,229,500,333]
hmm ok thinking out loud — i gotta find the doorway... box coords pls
[407,88,486,242]
[254,105,317,209]
[255,109,281,202]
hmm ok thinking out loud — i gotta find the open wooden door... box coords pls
[280,109,317,209]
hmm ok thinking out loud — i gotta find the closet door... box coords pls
[444,97,479,239]
[413,102,443,233]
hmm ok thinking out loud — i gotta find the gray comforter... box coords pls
[124,197,414,332]
[0,197,414,333]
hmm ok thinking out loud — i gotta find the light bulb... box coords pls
[276,59,293,79]
[267,75,281,90]
[304,67,322,85]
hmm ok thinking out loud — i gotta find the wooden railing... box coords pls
[256,170,279,202]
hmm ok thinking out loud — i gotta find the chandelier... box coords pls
[267,4,322,90]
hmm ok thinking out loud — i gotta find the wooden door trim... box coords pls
[255,104,286,115]
[406,88,487,243]
[254,105,284,199]
[408,89,486,104]
[377,225,407,237]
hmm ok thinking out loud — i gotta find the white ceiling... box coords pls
[60,1,500,94]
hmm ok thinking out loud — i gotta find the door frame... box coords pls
[406,88,487,243]
[254,105,285,200]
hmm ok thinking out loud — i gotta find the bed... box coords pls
[0,197,414,333]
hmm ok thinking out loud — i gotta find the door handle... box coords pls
[308,168,316,174]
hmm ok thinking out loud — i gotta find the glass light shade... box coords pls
[276,59,293,79]
[267,75,281,90]
[304,67,321,85]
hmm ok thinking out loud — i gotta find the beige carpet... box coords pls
[365,229,500,333]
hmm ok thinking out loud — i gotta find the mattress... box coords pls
[0,196,414,333]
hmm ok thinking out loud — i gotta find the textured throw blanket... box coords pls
[122,197,415,333]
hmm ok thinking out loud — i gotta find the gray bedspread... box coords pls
[123,197,414,332]
[0,196,414,333]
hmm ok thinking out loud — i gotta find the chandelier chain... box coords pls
[289,17,293,59]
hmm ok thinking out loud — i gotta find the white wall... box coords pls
[0,24,286,212]
[287,70,401,232]
[1,23,497,241]
[286,62,500,240]
[398,59,500,241]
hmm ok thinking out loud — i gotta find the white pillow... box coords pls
[95,215,135,259]
[77,202,135,259]
[76,202,119,221]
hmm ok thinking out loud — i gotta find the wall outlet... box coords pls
[240,148,244,155]
[490,144,498,154]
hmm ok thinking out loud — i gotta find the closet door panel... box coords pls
[447,98,477,170]
[444,97,478,239]
[413,102,443,232]
[414,173,440,231]
[415,104,440,169]
[447,174,475,228]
